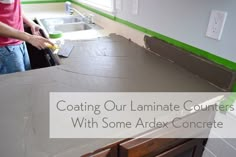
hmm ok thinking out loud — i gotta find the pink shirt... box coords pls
[0,0,24,46]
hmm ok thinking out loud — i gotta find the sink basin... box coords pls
[36,16,102,37]
[40,16,82,25]
[38,16,86,33]
[54,23,92,33]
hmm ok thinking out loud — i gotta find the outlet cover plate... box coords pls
[206,10,227,40]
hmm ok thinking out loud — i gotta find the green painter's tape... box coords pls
[22,0,236,71]
[233,83,236,92]
[21,0,64,4]
[114,17,236,71]
[219,93,236,112]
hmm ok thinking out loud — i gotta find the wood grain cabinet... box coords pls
[83,138,206,157]
[118,107,213,157]
[82,106,215,157]
[119,138,206,157]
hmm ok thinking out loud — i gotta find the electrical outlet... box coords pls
[206,10,227,40]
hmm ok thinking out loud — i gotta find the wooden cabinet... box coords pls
[119,138,206,157]
[81,106,215,157]
[118,107,213,157]
[119,138,187,157]
[82,138,206,157]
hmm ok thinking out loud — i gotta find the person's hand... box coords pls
[30,23,42,36]
[27,35,54,50]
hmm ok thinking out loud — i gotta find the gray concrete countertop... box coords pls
[0,34,220,157]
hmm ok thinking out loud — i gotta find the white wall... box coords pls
[115,0,236,62]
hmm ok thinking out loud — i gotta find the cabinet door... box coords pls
[119,105,215,157]
[119,138,188,157]
[120,138,205,157]
[155,139,205,157]
[90,149,112,157]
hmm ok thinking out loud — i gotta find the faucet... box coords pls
[71,8,86,19]
[65,1,94,24]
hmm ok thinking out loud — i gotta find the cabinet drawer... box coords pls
[120,138,205,157]
[119,138,188,157]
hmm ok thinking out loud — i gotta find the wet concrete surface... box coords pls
[0,34,221,157]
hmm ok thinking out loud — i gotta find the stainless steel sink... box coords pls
[37,16,86,33]
[54,23,92,33]
[40,16,82,25]
[36,16,101,37]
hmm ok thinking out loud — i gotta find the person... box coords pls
[0,0,54,74]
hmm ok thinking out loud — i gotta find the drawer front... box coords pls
[120,138,205,157]
[119,138,188,157]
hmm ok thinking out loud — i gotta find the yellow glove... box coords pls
[46,43,59,50]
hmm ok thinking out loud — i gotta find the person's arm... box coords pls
[0,22,53,50]
[22,12,42,36]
